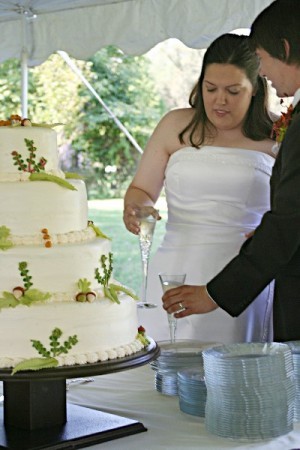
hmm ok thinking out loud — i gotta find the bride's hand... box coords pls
[123,204,161,235]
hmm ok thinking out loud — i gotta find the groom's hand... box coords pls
[162,285,218,318]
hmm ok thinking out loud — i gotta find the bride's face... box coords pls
[202,63,254,131]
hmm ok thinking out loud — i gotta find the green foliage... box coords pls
[71,47,165,198]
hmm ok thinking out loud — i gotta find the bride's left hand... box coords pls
[162,285,218,318]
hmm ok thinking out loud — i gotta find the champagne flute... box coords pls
[159,273,186,343]
[136,207,158,309]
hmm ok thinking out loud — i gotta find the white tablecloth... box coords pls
[66,364,300,450]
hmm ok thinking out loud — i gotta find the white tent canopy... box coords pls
[0,0,274,66]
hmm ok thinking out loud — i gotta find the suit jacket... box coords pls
[207,101,300,342]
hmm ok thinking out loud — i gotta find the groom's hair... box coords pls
[250,0,300,66]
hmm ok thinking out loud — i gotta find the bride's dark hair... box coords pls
[179,33,273,147]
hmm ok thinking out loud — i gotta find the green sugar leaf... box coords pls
[29,172,77,191]
[20,289,51,305]
[0,292,19,309]
[104,285,118,303]
[109,283,138,301]
[0,226,13,250]
[89,222,111,240]
[12,357,58,375]
[77,278,91,293]
[65,172,83,179]
[31,122,64,129]
[0,238,13,251]
[108,285,120,304]
[0,226,11,239]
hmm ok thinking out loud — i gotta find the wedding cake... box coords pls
[0,115,143,371]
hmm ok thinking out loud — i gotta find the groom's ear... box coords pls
[283,39,290,61]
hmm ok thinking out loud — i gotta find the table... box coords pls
[65,364,300,450]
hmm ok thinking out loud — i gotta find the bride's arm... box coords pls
[123,109,189,234]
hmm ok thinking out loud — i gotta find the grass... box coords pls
[88,198,167,294]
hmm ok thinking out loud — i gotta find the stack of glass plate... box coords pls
[286,341,300,421]
[150,340,219,396]
[177,367,206,417]
[203,343,295,440]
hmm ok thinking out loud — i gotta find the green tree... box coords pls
[70,46,166,198]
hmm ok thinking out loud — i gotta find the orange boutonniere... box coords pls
[272,102,294,144]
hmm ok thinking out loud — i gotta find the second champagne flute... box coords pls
[159,273,186,343]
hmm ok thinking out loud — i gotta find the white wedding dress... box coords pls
[138,146,275,343]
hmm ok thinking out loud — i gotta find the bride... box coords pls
[123,33,275,343]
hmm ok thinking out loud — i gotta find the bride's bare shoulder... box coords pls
[161,108,195,127]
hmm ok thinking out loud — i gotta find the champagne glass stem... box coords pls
[140,244,150,303]
[168,313,177,343]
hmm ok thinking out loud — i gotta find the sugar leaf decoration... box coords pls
[0,261,50,310]
[0,226,13,250]
[12,328,78,374]
[88,221,110,240]
[95,253,138,303]
[29,172,77,190]
[12,138,47,173]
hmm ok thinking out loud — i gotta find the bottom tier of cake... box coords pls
[0,294,142,368]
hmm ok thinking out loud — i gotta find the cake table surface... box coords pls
[66,361,300,450]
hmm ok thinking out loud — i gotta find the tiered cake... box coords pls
[0,116,143,370]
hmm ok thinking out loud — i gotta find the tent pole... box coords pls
[21,47,28,118]
[57,50,143,155]
[20,7,29,118]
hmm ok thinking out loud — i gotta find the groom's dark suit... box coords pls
[207,101,300,342]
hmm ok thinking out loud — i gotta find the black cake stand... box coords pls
[0,339,160,449]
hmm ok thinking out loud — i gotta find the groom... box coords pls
[162,0,300,342]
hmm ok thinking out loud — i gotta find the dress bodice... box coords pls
[163,146,275,245]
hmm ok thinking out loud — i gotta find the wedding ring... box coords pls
[178,302,184,310]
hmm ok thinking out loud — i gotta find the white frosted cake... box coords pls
[0,115,144,370]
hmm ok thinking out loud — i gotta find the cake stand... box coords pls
[0,339,160,449]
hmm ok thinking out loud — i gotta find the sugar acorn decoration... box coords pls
[86,292,97,303]
[12,286,25,300]
[76,279,96,303]
[75,293,86,303]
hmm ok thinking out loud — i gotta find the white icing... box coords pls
[0,127,59,174]
[0,179,88,235]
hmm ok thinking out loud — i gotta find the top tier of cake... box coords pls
[0,125,89,237]
[0,127,63,180]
